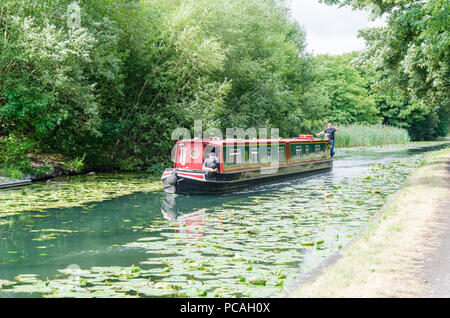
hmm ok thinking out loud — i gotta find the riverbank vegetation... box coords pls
[286,147,450,297]
[0,167,24,181]
[334,125,410,148]
[0,0,448,177]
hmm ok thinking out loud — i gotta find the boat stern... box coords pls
[161,168,213,194]
[161,168,177,194]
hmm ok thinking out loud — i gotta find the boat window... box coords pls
[229,149,242,165]
[305,145,310,157]
[279,146,285,162]
[296,146,302,159]
[315,145,320,156]
[180,147,187,165]
[250,148,258,163]
[190,149,199,159]
[259,146,271,164]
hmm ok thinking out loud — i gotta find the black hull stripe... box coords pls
[162,160,333,194]
[172,167,332,195]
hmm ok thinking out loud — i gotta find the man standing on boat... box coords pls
[202,151,219,172]
[316,123,338,157]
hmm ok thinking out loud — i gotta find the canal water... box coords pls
[0,142,448,297]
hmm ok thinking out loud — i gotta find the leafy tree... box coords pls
[310,53,380,125]
[321,0,449,139]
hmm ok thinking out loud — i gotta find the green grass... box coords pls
[0,166,25,180]
[335,124,410,148]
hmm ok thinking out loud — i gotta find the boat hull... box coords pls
[161,160,332,195]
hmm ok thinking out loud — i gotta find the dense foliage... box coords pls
[0,0,448,174]
[310,53,380,125]
[321,0,449,140]
[0,0,318,173]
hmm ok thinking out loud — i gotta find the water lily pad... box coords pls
[14,274,40,283]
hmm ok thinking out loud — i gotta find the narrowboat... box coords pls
[161,135,332,195]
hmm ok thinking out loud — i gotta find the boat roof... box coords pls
[176,137,328,146]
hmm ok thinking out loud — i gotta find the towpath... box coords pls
[420,157,450,297]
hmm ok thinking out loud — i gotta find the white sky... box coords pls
[289,0,386,55]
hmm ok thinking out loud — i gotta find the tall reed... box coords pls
[334,124,410,147]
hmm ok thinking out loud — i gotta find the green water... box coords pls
[0,143,448,297]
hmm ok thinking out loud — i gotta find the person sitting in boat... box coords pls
[202,151,219,172]
[316,123,338,157]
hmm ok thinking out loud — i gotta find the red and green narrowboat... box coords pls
[161,135,332,195]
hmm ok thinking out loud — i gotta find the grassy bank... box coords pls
[285,147,450,297]
[334,124,410,148]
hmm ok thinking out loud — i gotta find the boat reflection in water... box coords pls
[161,194,215,236]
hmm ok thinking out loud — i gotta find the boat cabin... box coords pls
[173,135,331,173]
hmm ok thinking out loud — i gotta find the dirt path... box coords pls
[420,159,450,297]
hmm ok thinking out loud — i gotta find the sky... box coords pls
[289,0,386,55]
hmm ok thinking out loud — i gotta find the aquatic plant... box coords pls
[0,173,163,217]
[334,124,410,148]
